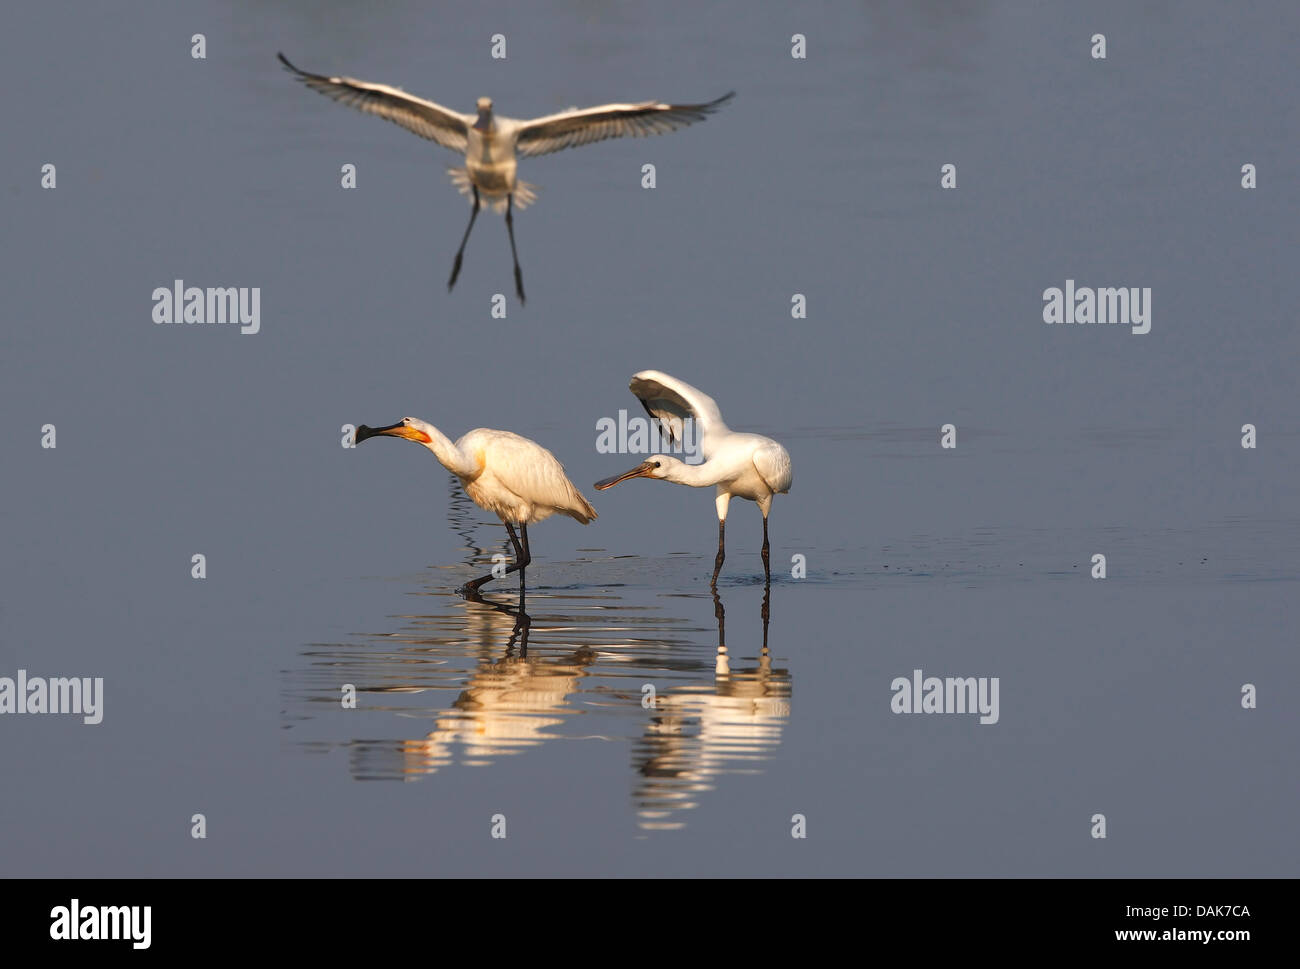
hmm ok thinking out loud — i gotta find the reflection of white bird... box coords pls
[636,648,791,829]
[594,371,792,587]
[405,655,592,775]
[355,419,596,602]
[277,53,733,303]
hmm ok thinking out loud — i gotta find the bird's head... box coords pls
[355,417,433,446]
[474,97,494,131]
[594,455,682,490]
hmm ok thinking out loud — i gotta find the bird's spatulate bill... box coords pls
[355,422,433,444]
[354,422,401,443]
[594,461,655,490]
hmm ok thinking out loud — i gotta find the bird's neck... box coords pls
[419,426,478,478]
[662,459,726,488]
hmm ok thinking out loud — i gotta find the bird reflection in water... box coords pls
[351,590,598,779]
[632,582,791,830]
[296,496,790,826]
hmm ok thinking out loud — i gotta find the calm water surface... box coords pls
[2,1,1297,875]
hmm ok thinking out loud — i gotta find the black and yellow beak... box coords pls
[594,461,655,491]
[355,422,431,445]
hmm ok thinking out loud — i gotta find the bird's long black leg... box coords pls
[505,193,525,305]
[710,519,726,590]
[449,184,481,291]
[761,515,771,584]
[712,586,726,650]
[509,610,532,658]
[465,583,532,657]
[512,522,522,603]
[504,520,525,561]
[461,569,494,594]
[505,521,531,609]
[459,518,523,596]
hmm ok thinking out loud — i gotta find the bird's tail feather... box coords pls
[447,168,537,212]
[567,490,598,525]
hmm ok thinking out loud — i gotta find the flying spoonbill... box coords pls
[593,372,792,587]
[278,53,733,303]
[355,419,597,603]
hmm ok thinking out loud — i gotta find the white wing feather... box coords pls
[628,370,729,451]
[512,93,734,158]
[278,53,471,153]
[469,430,597,524]
[752,442,792,495]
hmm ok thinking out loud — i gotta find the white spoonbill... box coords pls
[355,418,597,603]
[278,53,733,303]
[593,372,792,587]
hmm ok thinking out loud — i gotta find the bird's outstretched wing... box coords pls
[513,92,734,158]
[628,370,729,449]
[752,442,793,495]
[278,53,471,153]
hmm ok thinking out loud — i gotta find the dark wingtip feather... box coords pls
[277,52,307,77]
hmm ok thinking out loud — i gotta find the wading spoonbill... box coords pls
[355,418,597,604]
[593,372,791,587]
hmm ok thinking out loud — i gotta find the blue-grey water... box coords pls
[2,0,1297,875]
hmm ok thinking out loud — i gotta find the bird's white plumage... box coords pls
[512,95,735,157]
[456,428,597,525]
[448,167,537,212]
[629,369,729,453]
[279,56,472,151]
[602,372,792,510]
[752,442,793,496]
[279,54,731,203]
[281,54,731,301]
[356,418,595,598]
[594,373,792,584]
[364,419,596,526]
